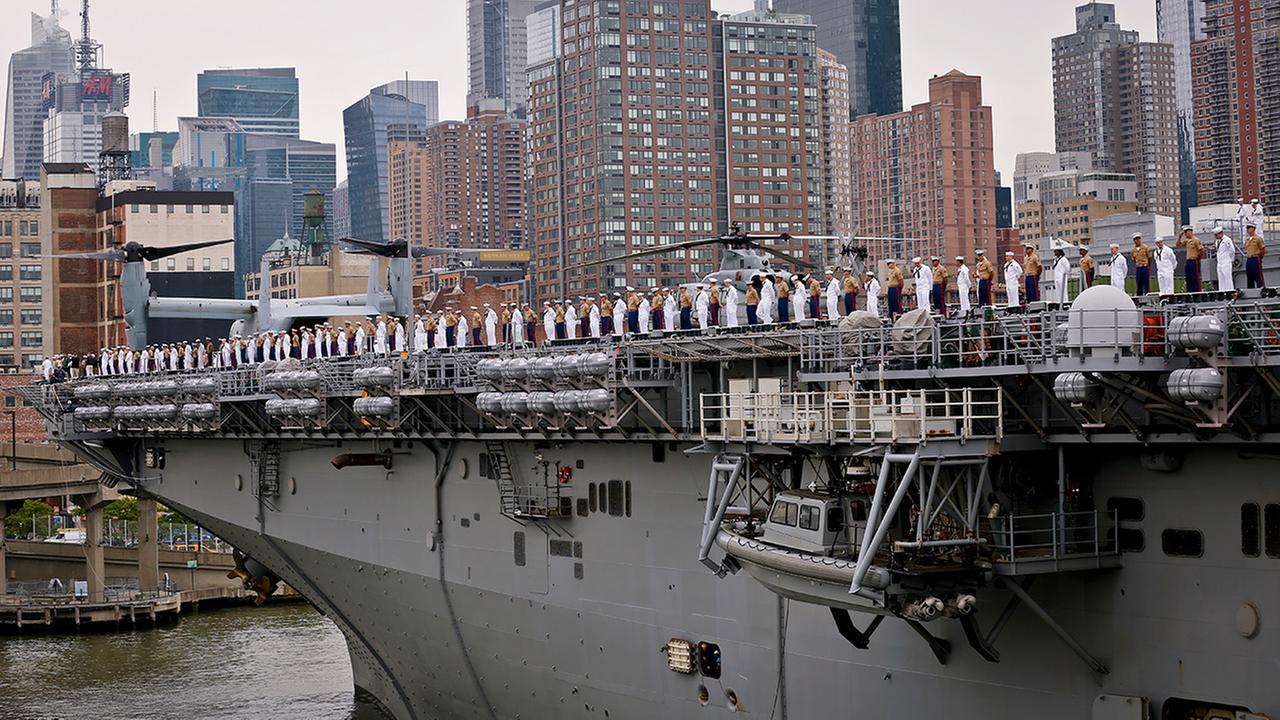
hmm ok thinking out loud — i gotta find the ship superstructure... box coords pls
[22,285,1280,720]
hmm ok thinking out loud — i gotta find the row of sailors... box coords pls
[37,224,1270,380]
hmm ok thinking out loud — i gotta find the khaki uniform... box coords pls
[1024,251,1042,276]
[1132,243,1151,267]
[776,279,790,298]
[932,264,949,283]
[977,258,995,280]
[1246,233,1266,257]
[1177,233,1204,260]
[745,286,760,305]
[887,267,904,287]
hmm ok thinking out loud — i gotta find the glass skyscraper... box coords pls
[772,0,902,117]
[234,136,337,293]
[466,0,541,117]
[2,11,74,179]
[1157,0,1206,216]
[342,81,437,244]
[197,68,300,138]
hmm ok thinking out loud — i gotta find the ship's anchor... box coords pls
[228,548,281,605]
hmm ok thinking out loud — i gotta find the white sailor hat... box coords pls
[543,301,550,305]
[911,256,922,263]
[722,278,732,284]
[930,255,939,261]
[626,286,635,291]
[954,255,964,261]
[1212,226,1225,233]
[1077,243,1089,251]
[1182,225,1193,231]
[613,291,621,296]
[1131,232,1142,240]
[1109,242,1120,248]
[1251,198,1260,203]
[1022,242,1033,248]
[974,249,985,255]
[1155,236,1165,242]
[865,270,875,276]
[695,283,704,288]
[1005,250,1015,256]
[825,269,834,274]
[1247,221,1257,228]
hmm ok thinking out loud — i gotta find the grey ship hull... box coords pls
[141,436,1278,720]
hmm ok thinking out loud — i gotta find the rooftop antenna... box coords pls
[152,89,158,132]
[75,0,101,72]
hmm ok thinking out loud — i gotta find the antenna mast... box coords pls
[75,0,101,72]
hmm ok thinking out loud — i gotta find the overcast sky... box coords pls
[1,0,1157,182]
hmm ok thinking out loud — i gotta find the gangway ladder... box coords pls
[486,440,521,519]
[698,454,745,576]
[250,440,281,509]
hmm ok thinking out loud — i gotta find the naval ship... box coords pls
[21,234,1280,720]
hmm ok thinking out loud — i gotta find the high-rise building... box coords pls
[235,136,337,291]
[1157,0,1207,216]
[2,9,74,179]
[466,0,541,117]
[772,0,902,117]
[40,70,130,168]
[525,1,562,69]
[0,178,50,369]
[1191,0,1280,211]
[333,180,351,240]
[196,68,300,138]
[1015,166,1139,247]
[851,71,996,263]
[1013,150,1096,205]
[1052,3,1180,216]
[527,5,832,302]
[388,103,527,278]
[817,49,853,258]
[342,81,438,245]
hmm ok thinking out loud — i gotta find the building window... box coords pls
[186,257,195,271]
[221,258,230,271]
[166,258,175,271]
[150,261,159,271]
[19,331,41,347]
[19,264,40,281]
[20,310,40,325]
[21,353,41,368]
[0,332,13,348]
[0,288,13,302]
[0,265,11,281]
[0,245,11,259]
[0,310,13,325]
[202,257,211,271]
[202,205,210,214]
[19,287,40,304]
[20,243,39,258]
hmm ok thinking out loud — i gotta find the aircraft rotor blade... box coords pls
[752,243,821,271]
[337,237,409,258]
[566,236,724,270]
[138,238,236,262]
[42,249,127,262]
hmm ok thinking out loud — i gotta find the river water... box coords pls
[0,603,388,719]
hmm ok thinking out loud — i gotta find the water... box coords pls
[0,603,389,720]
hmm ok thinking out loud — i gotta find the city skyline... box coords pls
[0,0,1157,185]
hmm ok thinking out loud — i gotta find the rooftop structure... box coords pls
[196,68,299,138]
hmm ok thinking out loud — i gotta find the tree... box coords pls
[4,498,55,539]
[102,497,139,522]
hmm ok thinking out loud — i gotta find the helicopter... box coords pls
[49,237,406,350]
[567,223,872,299]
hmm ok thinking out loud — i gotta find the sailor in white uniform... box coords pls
[1108,243,1128,292]
[612,293,627,338]
[484,305,499,346]
[721,279,739,328]
[588,299,602,338]
[792,275,807,322]
[694,284,710,330]
[1153,237,1176,296]
[825,270,841,320]
[638,293,652,334]
[542,302,556,343]
[758,276,775,325]
[563,301,577,341]
[865,271,882,318]
[1051,244,1071,306]
[912,257,931,312]
[1003,251,1023,307]
[954,256,972,315]
[1213,226,1235,292]
[414,315,427,353]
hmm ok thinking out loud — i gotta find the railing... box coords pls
[700,387,1002,445]
[981,510,1118,564]
[2,581,178,606]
